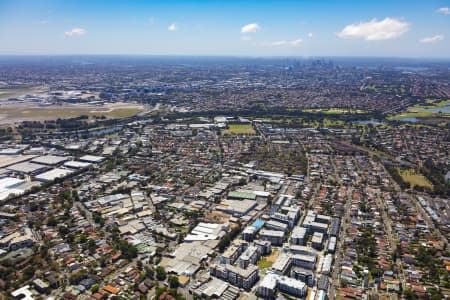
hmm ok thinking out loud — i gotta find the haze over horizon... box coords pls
[1,0,450,58]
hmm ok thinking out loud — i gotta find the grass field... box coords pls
[389,99,450,120]
[257,257,273,269]
[0,87,41,99]
[423,99,450,107]
[398,169,433,189]
[303,108,367,114]
[389,110,450,121]
[323,118,345,127]
[99,107,142,118]
[389,111,436,120]
[257,249,279,269]
[222,124,256,135]
[0,103,144,124]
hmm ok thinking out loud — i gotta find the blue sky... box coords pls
[0,0,449,57]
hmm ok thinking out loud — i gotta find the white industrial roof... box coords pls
[64,161,92,169]
[0,177,25,190]
[0,188,24,201]
[32,155,69,166]
[185,223,225,241]
[79,155,105,163]
[7,162,47,174]
[0,155,37,168]
[35,168,73,182]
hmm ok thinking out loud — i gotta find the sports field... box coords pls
[222,124,256,135]
[398,169,433,189]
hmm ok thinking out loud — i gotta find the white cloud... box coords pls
[437,7,450,15]
[269,38,302,47]
[419,35,444,43]
[240,23,260,33]
[337,17,409,41]
[168,23,177,31]
[64,28,86,37]
[308,32,313,38]
[240,36,252,41]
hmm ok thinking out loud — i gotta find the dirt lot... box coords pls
[204,210,230,224]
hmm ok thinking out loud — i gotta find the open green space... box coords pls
[100,107,143,118]
[0,103,144,124]
[302,108,367,114]
[389,111,437,120]
[363,84,406,95]
[257,249,279,270]
[257,257,273,269]
[423,99,450,107]
[222,123,256,135]
[323,118,345,127]
[398,168,433,189]
[389,99,450,120]
[0,87,39,99]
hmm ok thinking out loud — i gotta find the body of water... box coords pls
[426,106,450,114]
[398,117,418,123]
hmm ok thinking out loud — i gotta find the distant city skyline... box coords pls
[0,0,450,57]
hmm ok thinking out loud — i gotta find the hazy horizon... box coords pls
[1,54,450,62]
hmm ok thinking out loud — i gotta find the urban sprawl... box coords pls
[0,57,449,300]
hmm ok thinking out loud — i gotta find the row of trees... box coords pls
[217,225,242,252]
[421,158,449,197]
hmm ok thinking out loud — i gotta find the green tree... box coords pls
[168,275,179,289]
[22,265,36,281]
[116,239,137,260]
[217,225,241,252]
[155,287,167,299]
[47,216,58,227]
[87,239,97,254]
[91,284,99,293]
[156,266,167,281]
[403,288,417,300]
